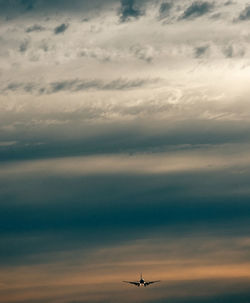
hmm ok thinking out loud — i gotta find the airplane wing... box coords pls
[144,280,160,286]
[123,281,140,286]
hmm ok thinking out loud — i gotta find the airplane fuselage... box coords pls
[139,279,146,287]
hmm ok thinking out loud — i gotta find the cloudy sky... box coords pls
[1,0,250,302]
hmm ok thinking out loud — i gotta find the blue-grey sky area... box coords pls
[1,0,250,302]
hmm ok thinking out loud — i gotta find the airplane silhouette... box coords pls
[123,273,160,287]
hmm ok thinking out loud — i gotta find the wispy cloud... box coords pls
[3,77,161,94]
[1,2,250,303]
[181,1,213,19]
[119,0,144,22]
[54,23,69,34]
[2,233,250,302]
[0,141,17,147]
[194,45,209,58]
[19,39,29,52]
[26,24,45,33]
[2,144,250,177]
[238,4,250,21]
[158,1,172,20]
[130,44,156,62]
[20,0,36,11]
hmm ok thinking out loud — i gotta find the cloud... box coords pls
[2,144,250,177]
[223,44,233,58]
[181,1,213,19]
[1,151,250,241]
[238,5,250,21]
[222,44,245,58]
[0,0,117,17]
[54,23,69,34]
[20,0,37,10]
[148,291,250,303]
[194,45,209,58]
[224,0,234,5]
[130,44,156,62]
[1,162,250,272]
[3,77,160,94]
[1,2,250,303]
[158,1,172,20]
[5,81,36,93]
[19,39,29,52]
[26,24,45,33]
[0,141,17,147]
[119,0,144,22]
[79,47,114,62]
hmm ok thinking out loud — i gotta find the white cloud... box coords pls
[1,0,250,154]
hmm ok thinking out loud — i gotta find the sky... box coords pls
[1,0,250,302]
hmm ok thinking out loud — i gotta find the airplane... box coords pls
[123,273,160,287]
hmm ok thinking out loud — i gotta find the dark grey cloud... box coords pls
[26,24,45,33]
[224,0,234,5]
[210,12,221,19]
[119,0,144,22]
[5,81,35,92]
[130,44,155,62]
[148,288,250,303]
[194,45,209,58]
[223,44,233,58]
[81,17,89,22]
[222,44,244,58]
[0,116,250,163]
[5,82,23,91]
[181,1,213,19]
[1,115,250,300]
[79,48,112,62]
[20,0,37,10]
[1,167,250,263]
[39,40,50,52]
[54,23,69,35]
[19,39,29,52]
[0,0,115,14]
[3,78,160,94]
[0,0,38,13]
[158,1,172,19]
[238,5,250,21]
[1,1,250,302]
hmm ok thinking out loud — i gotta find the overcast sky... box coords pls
[1,1,250,303]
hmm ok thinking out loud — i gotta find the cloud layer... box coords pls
[1,1,250,303]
